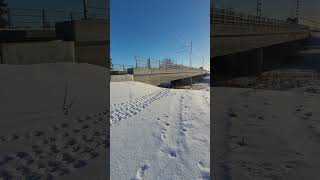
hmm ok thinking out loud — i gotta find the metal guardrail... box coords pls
[135,56,198,70]
[111,64,134,71]
[111,57,203,72]
[212,8,309,29]
[6,6,107,30]
[134,56,201,70]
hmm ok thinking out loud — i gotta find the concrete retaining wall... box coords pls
[56,19,109,68]
[0,41,75,65]
[111,74,134,82]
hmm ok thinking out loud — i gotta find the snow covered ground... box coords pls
[213,32,320,180]
[110,81,210,180]
[0,63,109,179]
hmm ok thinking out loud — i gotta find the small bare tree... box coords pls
[129,87,134,99]
[62,80,77,115]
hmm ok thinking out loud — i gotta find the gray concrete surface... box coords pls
[0,29,56,42]
[0,41,75,65]
[111,74,134,82]
[211,24,310,57]
[131,68,208,86]
[56,19,109,68]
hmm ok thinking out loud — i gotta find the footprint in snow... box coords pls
[132,163,150,180]
[169,150,177,158]
[161,131,166,140]
[198,161,210,180]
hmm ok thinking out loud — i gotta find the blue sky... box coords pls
[110,0,210,69]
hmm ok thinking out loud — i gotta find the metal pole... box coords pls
[42,9,46,31]
[70,12,73,21]
[7,8,12,29]
[135,56,138,68]
[190,41,193,85]
[296,0,300,19]
[189,41,192,67]
[257,0,262,17]
[83,0,88,20]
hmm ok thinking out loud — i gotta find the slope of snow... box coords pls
[0,63,109,179]
[110,82,210,179]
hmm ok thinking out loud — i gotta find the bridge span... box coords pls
[111,62,208,86]
[211,8,311,77]
[128,67,208,86]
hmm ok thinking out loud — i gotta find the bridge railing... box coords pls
[111,64,134,71]
[134,56,201,70]
[212,8,309,29]
[5,7,107,30]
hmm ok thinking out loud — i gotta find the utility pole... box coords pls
[189,41,192,68]
[202,56,204,68]
[257,0,262,17]
[189,41,193,87]
[83,0,88,20]
[296,0,300,19]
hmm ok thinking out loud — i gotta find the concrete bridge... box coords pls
[211,8,311,77]
[127,67,208,86]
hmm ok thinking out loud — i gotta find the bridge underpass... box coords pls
[211,8,311,78]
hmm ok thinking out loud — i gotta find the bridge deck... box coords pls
[211,8,311,57]
[130,68,208,86]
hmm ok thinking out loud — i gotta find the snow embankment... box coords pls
[213,87,320,180]
[0,63,109,179]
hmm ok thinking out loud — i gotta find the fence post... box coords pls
[123,64,125,71]
[70,12,73,21]
[42,9,46,31]
[233,12,235,24]
[148,58,151,69]
[7,8,12,28]
[135,57,138,68]
[83,0,88,20]
[223,9,226,24]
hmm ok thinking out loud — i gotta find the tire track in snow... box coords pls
[110,89,170,126]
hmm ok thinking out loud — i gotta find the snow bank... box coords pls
[0,63,109,179]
